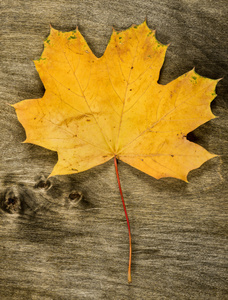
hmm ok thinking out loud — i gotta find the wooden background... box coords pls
[0,0,227,299]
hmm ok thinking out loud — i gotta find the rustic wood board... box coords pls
[0,0,227,299]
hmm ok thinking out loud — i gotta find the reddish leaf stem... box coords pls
[114,156,132,283]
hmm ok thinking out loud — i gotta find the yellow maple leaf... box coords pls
[13,22,218,182]
[13,22,219,283]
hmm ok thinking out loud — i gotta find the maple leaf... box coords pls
[13,22,218,282]
[13,22,218,182]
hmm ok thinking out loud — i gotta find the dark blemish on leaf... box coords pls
[45,39,50,44]
[171,155,174,157]
[130,89,132,91]
[59,114,93,127]
[68,36,77,40]
[141,159,144,161]
[86,119,91,122]
[191,76,198,84]
[134,25,138,29]
[37,57,46,62]
[131,66,133,69]
[71,168,78,171]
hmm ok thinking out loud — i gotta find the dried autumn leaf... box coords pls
[13,22,217,182]
[13,22,218,283]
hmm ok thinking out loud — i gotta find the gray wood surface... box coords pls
[0,0,227,299]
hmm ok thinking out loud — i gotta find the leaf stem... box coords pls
[114,156,132,283]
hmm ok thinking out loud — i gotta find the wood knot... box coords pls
[34,175,51,190]
[1,187,21,214]
[69,190,83,202]
[66,190,83,208]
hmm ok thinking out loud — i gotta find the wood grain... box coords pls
[0,0,227,299]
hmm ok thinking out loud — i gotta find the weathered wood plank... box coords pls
[0,0,227,299]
